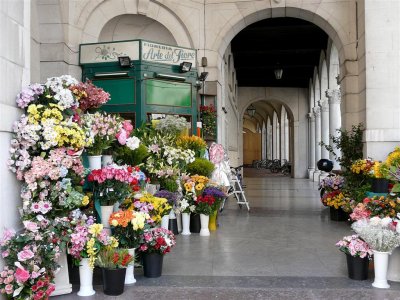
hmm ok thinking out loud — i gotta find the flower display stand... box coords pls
[77,258,95,296]
[372,250,390,288]
[52,251,72,296]
[181,213,191,235]
[124,248,136,285]
[88,155,102,170]
[161,215,169,229]
[101,155,113,167]
[387,247,400,282]
[199,214,210,236]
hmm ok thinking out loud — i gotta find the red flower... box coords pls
[87,174,94,182]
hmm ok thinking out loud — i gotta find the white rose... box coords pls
[126,136,140,151]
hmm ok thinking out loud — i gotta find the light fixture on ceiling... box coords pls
[274,62,283,80]
[179,61,192,73]
[118,56,133,68]
[246,104,256,117]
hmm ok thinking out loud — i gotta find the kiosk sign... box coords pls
[141,41,196,66]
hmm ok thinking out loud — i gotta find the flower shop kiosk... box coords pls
[79,40,198,132]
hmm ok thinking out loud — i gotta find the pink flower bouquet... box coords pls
[336,234,373,258]
[139,227,176,255]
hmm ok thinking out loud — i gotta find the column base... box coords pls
[313,170,321,182]
[308,168,315,180]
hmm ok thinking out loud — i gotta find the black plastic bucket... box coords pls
[102,268,126,296]
[190,213,201,233]
[346,254,369,280]
[143,252,164,278]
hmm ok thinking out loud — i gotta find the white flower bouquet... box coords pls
[351,217,400,252]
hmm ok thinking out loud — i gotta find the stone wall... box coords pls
[0,0,32,277]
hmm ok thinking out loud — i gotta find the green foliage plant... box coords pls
[187,158,215,177]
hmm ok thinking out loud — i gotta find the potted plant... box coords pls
[68,218,119,297]
[352,217,400,288]
[82,112,123,170]
[109,209,152,284]
[87,164,142,228]
[139,228,176,278]
[336,235,373,280]
[202,186,226,231]
[200,104,217,140]
[97,248,133,296]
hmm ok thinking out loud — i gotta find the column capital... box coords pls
[325,88,341,104]
[313,106,321,118]
[307,112,315,121]
[318,99,329,112]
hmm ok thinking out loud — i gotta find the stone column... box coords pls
[307,113,316,179]
[313,106,322,181]
[326,89,342,170]
[318,99,330,160]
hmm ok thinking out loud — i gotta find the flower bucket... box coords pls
[142,253,164,278]
[346,254,369,280]
[372,250,390,289]
[124,248,136,285]
[161,215,169,229]
[190,213,201,233]
[101,155,113,167]
[200,214,210,236]
[329,207,348,222]
[181,213,191,235]
[209,210,218,231]
[102,268,126,296]
[77,258,95,296]
[371,178,389,193]
[88,155,102,170]
[100,205,114,231]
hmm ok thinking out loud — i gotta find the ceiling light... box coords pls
[274,63,283,80]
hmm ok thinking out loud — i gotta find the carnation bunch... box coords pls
[195,195,216,215]
[336,235,373,258]
[139,228,176,255]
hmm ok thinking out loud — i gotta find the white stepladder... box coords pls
[229,166,250,211]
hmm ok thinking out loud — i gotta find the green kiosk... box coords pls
[79,40,198,133]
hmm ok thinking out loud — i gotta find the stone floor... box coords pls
[54,172,400,299]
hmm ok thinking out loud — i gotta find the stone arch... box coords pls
[79,0,193,47]
[215,6,352,64]
[98,15,177,45]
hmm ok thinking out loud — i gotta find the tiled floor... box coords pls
[54,173,400,299]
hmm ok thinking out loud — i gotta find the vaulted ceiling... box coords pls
[231,17,328,88]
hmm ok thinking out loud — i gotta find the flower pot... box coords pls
[387,247,400,282]
[100,205,114,232]
[124,248,136,285]
[88,155,102,170]
[181,213,191,235]
[102,268,126,296]
[101,155,113,167]
[177,211,182,233]
[200,214,210,236]
[77,258,95,296]
[168,210,178,235]
[190,213,201,233]
[372,178,389,193]
[142,252,164,278]
[372,250,390,289]
[346,254,369,280]
[161,215,169,229]
[209,210,218,231]
[329,206,348,222]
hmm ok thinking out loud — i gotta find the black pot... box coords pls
[168,218,179,235]
[102,268,126,296]
[190,213,201,233]
[371,178,389,193]
[330,206,348,221]
[346,254,369,280]
[142,252,164,278]
[317,159,334,172]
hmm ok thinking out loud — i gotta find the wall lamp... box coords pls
[198,72,209,81]
[222,107,228,114]
[246,104,256,117]
[179,61,192,73]
[118,56,134,68]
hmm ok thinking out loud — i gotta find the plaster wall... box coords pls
[0,0,31,275]
[238,87,309,178]
[363,0,400,161]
